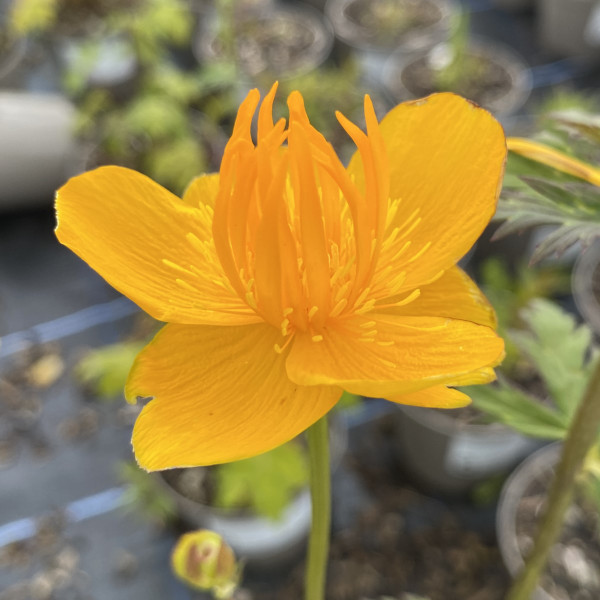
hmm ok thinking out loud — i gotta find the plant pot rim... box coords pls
[496,442,562,600]
[194,2,334,79]
[157,412,347,519]
[382,35,533,117]
[325,0,459,52]
[156,469,312,563]
[398,403,519,436]
[572,239,600,335]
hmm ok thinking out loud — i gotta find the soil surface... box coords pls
[397,49,513,111]
[234,418,511,600]
[515,469,600,600]
[343,0,442,48]
[209,12,327,78]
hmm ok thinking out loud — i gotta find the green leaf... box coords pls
[476,258,570,373]
[124,95,188,141]
[511,299,595,419]
[495,177,600,263]
[75,341,144,400]
[552,112,600,147]
[468,299,598,441]
[468,380,568,440]
[119,461,176,524]
[9,0,58,35]
[147,136,208,195]
[213,441,309,521]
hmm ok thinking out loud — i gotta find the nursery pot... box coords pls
[157,416,347,568]
[0,92,79,210]
[194,2,334,82]
[497,443,600,600]
[394,405,540,496]
[572,239,600,335]
[158,467,313,568]
[325,0,458,85]
[382,36,532,118]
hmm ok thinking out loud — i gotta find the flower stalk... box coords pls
[305,414,331,600]
[506,356,600,600]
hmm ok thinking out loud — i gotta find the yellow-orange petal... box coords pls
[125,322,341,470]
[182,173,220,208]
[378,266,497,328]
[56,166,258,325]
[286,314,504,397]
[387,386,472,408]
[350,93,506,291]
[385,367,496,408]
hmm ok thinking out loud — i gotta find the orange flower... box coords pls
[56,86,506,470]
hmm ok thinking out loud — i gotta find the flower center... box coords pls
[212,84,391,339]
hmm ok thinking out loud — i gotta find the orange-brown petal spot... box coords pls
[125,323,341,470]
[349,93,506,293]
[375,266,497,328]
[286,313,504,397]
[386,386,472,409]
[56,166,258,325]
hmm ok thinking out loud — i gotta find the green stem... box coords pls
[506,357,600,600]
[305,414,331,600]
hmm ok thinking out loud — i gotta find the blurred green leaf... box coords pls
[468,378,567,440]
[109,0,192,64]
[147,136,208,195]
[214,441,309,520]
[119,461,177,524]
[9,0,58,35]
[75,341,144,400]
[468,300,598,440]
[511,299,597,419]
[124,95,189,140]
[478,258,570,372]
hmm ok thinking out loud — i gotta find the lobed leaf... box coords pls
[468,379,568,440]
[495,177,600,263]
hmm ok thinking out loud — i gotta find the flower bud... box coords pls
[171,530,239,598]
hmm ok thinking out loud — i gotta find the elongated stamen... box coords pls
[212,86,399,333]
[288,120,331,329]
